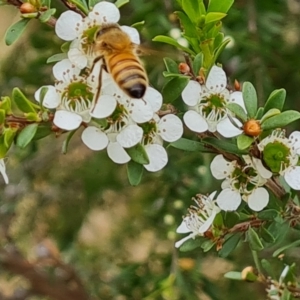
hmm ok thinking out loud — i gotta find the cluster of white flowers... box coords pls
[33,1,183,172]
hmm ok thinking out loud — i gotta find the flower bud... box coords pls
[243,119,261,136]
[178,63,190,74]
[241,266,258,282]
[20,2,37,13]
[234,79,241,91]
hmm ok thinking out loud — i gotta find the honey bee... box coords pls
[92,24,148,101]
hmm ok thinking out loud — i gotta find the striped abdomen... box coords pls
[106,52,148,99]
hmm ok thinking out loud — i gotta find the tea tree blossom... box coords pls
[210,154,272,211]
[182,66,245,137]
[175,191,220,248]
[258,130,300,190]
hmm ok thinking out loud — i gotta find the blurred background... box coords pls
[0,0,299,299]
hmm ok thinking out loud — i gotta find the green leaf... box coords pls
[162,76,189,102]
[247,227,264,251]
[61,41,72,53]
[205,12,227,24]
[242,82,257,118]
[257,209,278,220]
[263,89,286,114]
[201,240,215,252]
[213,38,230,65]
[153,36,195,55]
[260,108,280,123]
[126,143,149,165]
[208,0,234,13]
[0,136,9,158]
[69,0,88,14]
[127,161,143,186]
[181,0,201,24]
[163,57,179,74]
[223,212,240,228]
[41,0,51,7]
[224,271,243,281]
[226,103,248,122]
[237,134,254,150]
[38,86,49,108]
[4,128,16,148]
[261,110,300,130]
[219,233,242,258]
[115,0,129,8]
[170,138,214,152]
[261,259,275,277]
[16,124,38,148]
[255,107,264,120]
[175,11,198,38]
[32,124,52,140]
[5,19,31,46]
[12,88,36,113]
[0,110,5,125]
[193,53,203,75]
[89,0,100,8]
[260,226,275,243]
[162,72,188,79]
[0,96,12,114]
[131,20,145,28]
[272,240,300,258]
[179,238,204,252]
[39,8,56,23]
[62,130,76,154]
[203,137,248,155]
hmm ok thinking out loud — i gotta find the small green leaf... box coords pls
[47,53,68,64]
[181,0,201,24]
[257,209,278,220]
[62,130,76,154]
[33,124,52,140]
[273,240,300,258]
[16,124,38,148]
[213,38,230,64]
[153,36,195,55]
[162,76,189,102]
[223,212,240,228]
[4,128,16,148]
[260,108,280,123]
[242,82,257,118]
[163,57,179,74]
[219,233,242,258]
[247,227,264,251]
[0,96,12,114]
[41,0,51,7]
[179,238,204,252]
[61,41,72,53]
[255,107,264,120]
[5,19,31,46]
[224,271,243,280]
[261,259,275,277]
[201,240,215,252]
[203,137,248,155]
[162,72,188,78]
[226,103,248,122]
[175,11,198,38]
[127,161,143,186]
[237,134,254,150]
[192,53,203,75]
[39,8,56,23]
[261,110,300,130]
[170,138,213,152]
[12,88,36,113]
[38,86,49,108]
[0,136,9,158]
[115,0,129,8]
[0,110,5,125]
[205,12,227,24]
[131,20,145,28]
[126,143,149,165]
[260,226,275,243]
[263,89,286,114]
[208,0,234,13]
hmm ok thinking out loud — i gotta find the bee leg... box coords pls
[91,62,106,113]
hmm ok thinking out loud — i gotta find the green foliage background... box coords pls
[0,0,299,299]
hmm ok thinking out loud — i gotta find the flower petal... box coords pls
[199,211,217,233]
[205,66,227,93]
[53,59,81,81]
[289,131,300,155]
[55,11,83,41]
[81,126,108,151]
[181,80,201,106]
[247,188,269,211]
[143,87,163,112]
[89,2,120,24]
[121,25,140,44]
[217,189,241,211]
[252,157,272,179]
[229,91,246,112]
[0,159,9,184]
[144,144,168,172]
[175,233,196,248]
[284,166,300,190]
[54,110,82,130]
[90,95,117,119]
[35,85,60,109]
[68,46,88,69]
[210,154,234,180]
[183,110,208,133]
[176,219,191,233]
[107,141,131,164]
[217,117,243,138]
[117,124,143,148]
[130,99,154,123]
[158,114,183,142]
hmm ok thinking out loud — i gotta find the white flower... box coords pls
[175,191,220,248]
[210,154,272,211]
[0,159,9,184]
[258,130,300,190]
[182,66,245,136]
[35,59,115,131]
